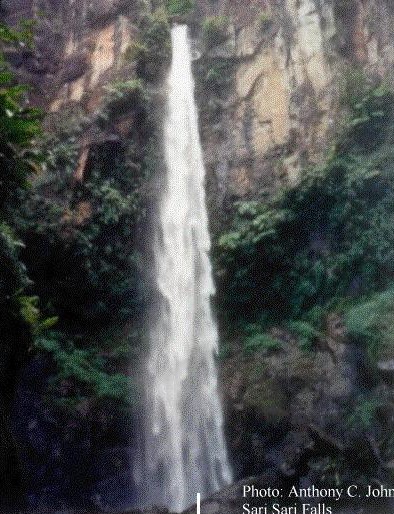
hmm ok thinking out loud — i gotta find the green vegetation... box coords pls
[216,78,394,354]
[0,19,43,353]
[123,9,171,81]
[17,142,148,328]
[203,60,234,94]
[9,37,162,412]
[123,40,148,63]
[195,59,235,124]
[345,287,394,360]
[243,324,282,354]
[18,295,58,335]
[0,11,160,414]
[165,0,194,16]
[102,79,148,118]
[202,16,230,50]
[36,332,131,406]
[286,320,319,351]
[0,26,42,209]
[258,11,273,30]
[0,19,35,49]
[0,19,45,504]
[347,395,382,431]
[135,9,171,81]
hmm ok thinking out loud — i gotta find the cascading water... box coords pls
[141,24,232,513]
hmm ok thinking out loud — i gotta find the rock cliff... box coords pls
[193,0,394,205]
[2,1,394,513]
[6,0,394,198]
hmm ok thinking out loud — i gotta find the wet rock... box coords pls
[222,327,357,480]
[377,360,394,383]
[377,360,394,372]
[90,472,135,513]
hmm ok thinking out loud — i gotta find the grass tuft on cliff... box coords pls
[165,0,195,16]
[202,16,230,50]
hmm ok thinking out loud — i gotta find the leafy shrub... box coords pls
[0,21,44,501]
[165,0,194,16]
[204,60,234,95]
[0,25,42,209]
[303,305,328,330]
[36,332,131,405]
[19,143,149,326]
[347,395,382,431]
[123,40,148,63]
[287,320,319,351]
[345,287,394,360]
[18,295,58,335]
[339,67,368,110]
[14,132,150,408]
[338,69,394,150]
[136,9,171,81]
[195,59,235,123]
[0,19,43,372]
[243,323,282,354]
[342,83,393,151]
[0,19,35,49]
[102,79,148,119]
[202,16,230,50]
[0,223,30,314]
[104,79,147,102]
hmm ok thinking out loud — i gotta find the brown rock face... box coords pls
[193,0,394,209]
[5,0,394,203]
[2,0,139,111]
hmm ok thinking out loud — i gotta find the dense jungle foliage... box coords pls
[0,8,171,506]
[212,72,394,491]
[0,5,169,480]
[216,75,394,362]
[0,18,43,508]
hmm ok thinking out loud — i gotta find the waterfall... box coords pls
[141,24,232,513]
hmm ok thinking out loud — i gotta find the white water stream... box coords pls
[141,24,232,513]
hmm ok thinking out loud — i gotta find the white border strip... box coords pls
[197,493,201,514]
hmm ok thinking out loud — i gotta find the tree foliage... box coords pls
[345,287,394,361]
[11,66,159,410]
[165,0,195,16]
[216,82,394,332]
[0,19,43,350]
[202,16,230,50]
[36,332,131,406]
[0,19,43,506]
[0,22,42,210]
[135,9,171,81]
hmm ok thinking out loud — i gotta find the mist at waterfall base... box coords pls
[134,25,232,513]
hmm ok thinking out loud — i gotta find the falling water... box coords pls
[142,24,232,512]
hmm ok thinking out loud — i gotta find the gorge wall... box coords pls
[5,0,394,200]
[2,0,394,513]
[194,0,394,206]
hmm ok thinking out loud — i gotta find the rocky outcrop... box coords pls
[3,0,139,108]
[5,0,394,204]
[194,0,394,206]
[221,323,356,477]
